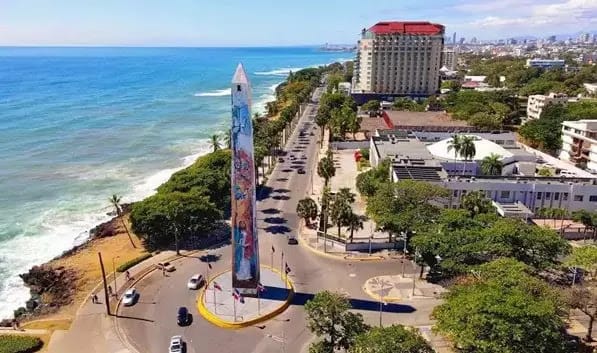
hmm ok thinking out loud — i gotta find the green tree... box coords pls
[366,180,449,242]
[434,259,569,353]
[459,135,477,174]
[223,130,231,149]
[461,191,494,216]
[537,166,554,177]
[481,153,503,175]
[566,285,597,342]
[566,245,597,278]
[297,198,319,227]
[329,188,355,238]
[305,291,369,352]
[350,325,434,353]
[356,159,391,197]
[316,106,331,147]
[572,209,595,239]
[447,134,462,163]
[109,194,136,248]
[210,134,221,152]
[331,103,356,140]
[361,100,380,112]
[317,155,336,186]
[346,212,365,243]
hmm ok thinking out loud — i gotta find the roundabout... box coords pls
[198,266,294,329]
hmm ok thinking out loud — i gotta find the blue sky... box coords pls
[1,0,595,46]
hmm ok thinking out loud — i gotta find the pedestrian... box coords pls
[125,270,131,281]
[93,294,99,304]
[162,268,166,277]
[91,294,95,304]
[108,285,113,297]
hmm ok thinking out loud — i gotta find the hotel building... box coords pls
[441,47,458,71]
[560,120,597,172]
[525,93,568,122]
[352,21,445,104]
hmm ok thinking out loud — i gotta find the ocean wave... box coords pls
[254,67,306,76]
[193,88,231,97]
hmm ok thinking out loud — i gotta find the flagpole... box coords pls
[213,283,217,314]
[257,288,261,315]
[271,248,274,269]
[280,252,284,280]
[233,291,237,322]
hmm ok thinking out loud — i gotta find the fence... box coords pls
[330,141,370,150]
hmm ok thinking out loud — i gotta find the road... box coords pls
[117,87,433,353]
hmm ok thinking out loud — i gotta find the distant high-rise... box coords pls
[442,47,458,70]
[452,32,456,45]
[470,37,477,44]
[459,37,465,45]
[352,21,445,100]
[547,35,556,43]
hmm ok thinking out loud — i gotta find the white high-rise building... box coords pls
[560,120,597,172]
[442,47,458,70]
[352,21,444,98]
[525,93,568,122]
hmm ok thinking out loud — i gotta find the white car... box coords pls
[187,274,204,290]
[157,262,176,272]
[122,288,137,306]
[169,335,184,353]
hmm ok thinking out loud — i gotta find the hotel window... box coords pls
[574,195,584,202]
[536,192,542,200]
[554,193,560,200]
[590,196,597,202]
[500,191,510,198]
[545,192,551,199]
[563,193,569,201]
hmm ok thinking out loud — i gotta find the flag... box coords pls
[208,263,212,270]
[271,245,275,253]
[213,282,222,291]
[285,263,291,275]
[257,283,266,292]
[233,288,242,301]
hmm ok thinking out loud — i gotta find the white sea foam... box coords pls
[0,139,213,319]
[254,67,306,76]
[193,88,231,97]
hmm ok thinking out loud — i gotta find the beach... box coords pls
[0,46,354,319]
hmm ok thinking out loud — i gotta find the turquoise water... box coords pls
[0,47,353,318]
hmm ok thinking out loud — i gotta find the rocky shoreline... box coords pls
[6,204,134,323]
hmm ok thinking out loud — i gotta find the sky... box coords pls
[0,0,596,46]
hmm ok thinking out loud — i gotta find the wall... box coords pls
[330,141,370,150]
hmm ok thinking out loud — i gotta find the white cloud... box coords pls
[468,0,597,29]
[454,0,542,13]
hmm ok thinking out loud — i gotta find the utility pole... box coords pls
[98,252,111,316]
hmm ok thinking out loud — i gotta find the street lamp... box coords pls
[112,256,120,296]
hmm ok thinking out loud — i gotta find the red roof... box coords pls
[369,21,444,35]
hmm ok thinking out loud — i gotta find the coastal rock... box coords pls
[89,219,118,239]
[17,264,78,317]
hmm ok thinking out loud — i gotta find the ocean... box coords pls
[0,46,353,319]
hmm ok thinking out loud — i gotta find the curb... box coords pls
[196,266,294,329]
[344,255,386,261]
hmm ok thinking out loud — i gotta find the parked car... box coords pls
[157,262,176,272]
[177,306,190,326]
[297,168,305,174]
[122,288,137,306]
[187,274,204,290]
[169,335,184,353]
[278,157,284,163]
[287,234,298,245]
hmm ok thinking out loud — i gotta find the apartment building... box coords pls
[442,47,458,71]
[560,120,597,172]
[525,93,568,122]
[352,21,444,103]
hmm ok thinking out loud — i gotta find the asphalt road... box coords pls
[117,87,428,353]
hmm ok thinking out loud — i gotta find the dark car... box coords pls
[177,306,190,326]
[297,168,305,174]
[288,235,298,245]
[278,157,284,163]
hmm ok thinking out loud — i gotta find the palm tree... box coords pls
[348,114,362,140]
[109,194,136,248]
[461,191,493,216]
[481,153,503,176]
[329,194,352,238]
[296,198,318,227]
[315,107,331,147]
[572,210,594,240]
[346,212,365,243]
[447,134,463,165]
[459,136,477,175]
[317,156,336,186]
[210,134,221,152]
[223,130,231,149]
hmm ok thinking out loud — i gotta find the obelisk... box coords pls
[230,64,260,291]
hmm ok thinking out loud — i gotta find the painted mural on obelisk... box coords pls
[230,63,260,289]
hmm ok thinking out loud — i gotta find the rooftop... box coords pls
[383,110,472,130]
[427,135,514,161]
[369,21,444,36]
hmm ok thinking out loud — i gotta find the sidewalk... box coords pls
[47,250,182,353]
[362,274,447,302]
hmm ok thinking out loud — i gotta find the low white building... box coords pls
[338,82,351,96]
[526,58,565,70]
[525,93,568,122]
[584,83,597,95]
[560,120,597,172]
[369,129,597,214]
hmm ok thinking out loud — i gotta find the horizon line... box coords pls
[0,44,357,49]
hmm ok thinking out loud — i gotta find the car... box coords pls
[122,288,137,306]
[177,306,190,326]
[310,132,315,136]
[169,335,184,353]
[157,262,176,272]
[297,168,305,174]
[278,157,284,163]
[187,274,204,290]
[287,235,298,245]
[301,154,307,159]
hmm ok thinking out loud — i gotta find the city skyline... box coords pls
[1,0,596,46]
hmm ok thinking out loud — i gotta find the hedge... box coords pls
[0,335,43,353]
[116,253,152,272]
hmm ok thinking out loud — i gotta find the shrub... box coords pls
[116,254,152,272]
[0,335,43,353]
